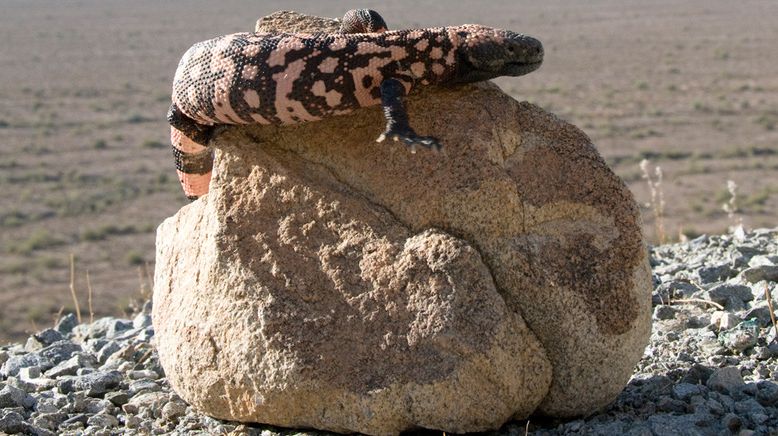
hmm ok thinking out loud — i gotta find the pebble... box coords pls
[86,412,119,428]
[46,353,94,378]
[162,400,187,421]
[104,391,129,406]
[95,341,121,364]
[718,320,760,353]
[127,369,159,380]
[740,265,778,283]
[708,367,745,393]
[653,305,677,320]
[0,385,34,409]
[707,283,754,305]
[57,371,122,396]
[54,314,78,335]
[742,304,776,328]
[0,227,777,435]
[0,410,24,433]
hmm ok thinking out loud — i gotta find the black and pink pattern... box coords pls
[168,9,543,199]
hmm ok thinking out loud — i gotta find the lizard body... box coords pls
[168,10,543,199]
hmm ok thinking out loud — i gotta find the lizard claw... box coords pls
[375,130,443,153]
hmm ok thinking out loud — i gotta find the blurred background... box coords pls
[1,0,776,343]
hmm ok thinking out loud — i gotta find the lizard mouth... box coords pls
[504,60,543,75]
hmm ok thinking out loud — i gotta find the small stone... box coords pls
[8,375,55,393]
[0,410,24,434]
[7,376,36,393]
[116,361,134,372]
[129,379,160,396]
[68,391,89,413]
[672,383,703,402]
[32,412,68,431]
[657,397,687,413]
[751,412,769,425]
[654,280,697,302]
[61,413,88,427]
[706,398,725,415]
[708,366,745,393]
[740,382,759,397]
[55,313,78,335]
[722,413,742,431]
[46,353,94,378]
[1,353,42,378]
[161,400,187,421]
[743,304,776,328]
[122,403,139,414]
[82,338,110,355]
[34,329,65,347]
[740,265,778,283]
[653,305,677,320]
[707,283,754,305]
[748,255,778,267]
[756,381,778,406]
[125,414,141,429]
[96,341,121,364]
[28,426,56,436]
[127,369,159,380]
[719,320,760,353]
[647,413,705,435]
[133,313,152,329]
[734,398,766,416]
[691,408,715,427]
[0,384,34,409]
[105,391,129,406]
[35,398,59,414]
[85,398,114,414]
[87,317,133,339]
[126,391,168,413]
[697,263,734,283]
[711,311,742,331]
[77,367,96,376]
[57,370,122,396]
[25,336,45,352]
[19,366,41,379]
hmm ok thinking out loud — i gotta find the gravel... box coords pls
[1,228,777,435]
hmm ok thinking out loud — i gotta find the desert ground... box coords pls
[0,0,776,342]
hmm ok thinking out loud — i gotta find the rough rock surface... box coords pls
[152,10,651,435]
[1,229,777,435]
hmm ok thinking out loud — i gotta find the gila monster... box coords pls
[168,9,543,199]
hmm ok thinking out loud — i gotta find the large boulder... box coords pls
[153,10,652,436]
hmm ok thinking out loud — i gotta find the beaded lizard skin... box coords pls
[168,9,543,199]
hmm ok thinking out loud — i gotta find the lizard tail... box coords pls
[170,126,213,200]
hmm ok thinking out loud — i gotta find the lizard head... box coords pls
[449,25,543,84]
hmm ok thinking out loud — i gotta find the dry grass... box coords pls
[766,284,778,344]
[87,270,94,324]
[68,253,82,324]
[640,159,667,244]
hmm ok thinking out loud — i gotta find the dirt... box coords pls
[0,0,775,343]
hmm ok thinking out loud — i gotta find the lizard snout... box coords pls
[503,32,544,64]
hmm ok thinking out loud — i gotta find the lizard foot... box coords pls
[376,130,442,153]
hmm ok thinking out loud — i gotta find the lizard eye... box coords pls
[507,46,515,53]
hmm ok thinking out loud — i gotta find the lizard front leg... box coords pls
[167,103,215,200]
[376,78,442,153]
